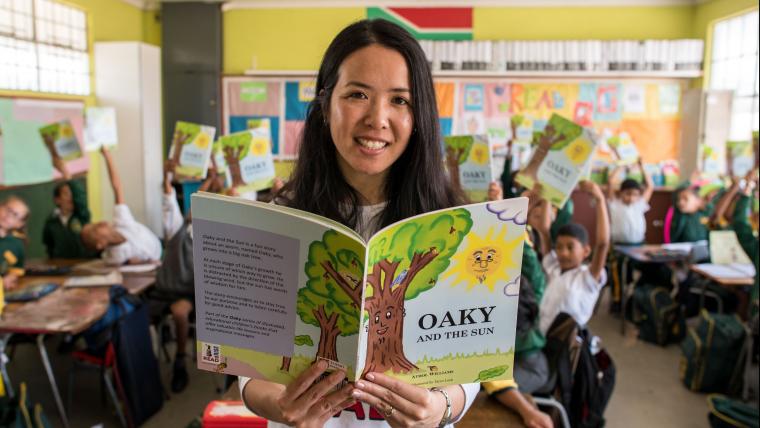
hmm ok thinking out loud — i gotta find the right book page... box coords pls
[356,197,528,387]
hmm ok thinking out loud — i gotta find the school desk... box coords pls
[690,263,754,316]
[614,244,692,335]
[0,260,157,428]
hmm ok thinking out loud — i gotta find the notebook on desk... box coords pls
[694,263,756,280]
[63,270,123,288]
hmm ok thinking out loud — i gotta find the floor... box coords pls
[4,289,713,428]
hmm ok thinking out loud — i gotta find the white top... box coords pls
[240,202,480,427]
[607,198,649,244]
[539,251,607,334]
[102,204,162,266]
[162,189,184,240]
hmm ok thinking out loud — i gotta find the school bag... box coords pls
[630,284,685,346]
[706,394,759,428]
[545,313,616,428]
[680,310,746,393]
[154,222,194,299]
[81,286,139,354]
[111,302,165,427]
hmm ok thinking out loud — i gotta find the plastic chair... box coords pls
[67,343,129,428]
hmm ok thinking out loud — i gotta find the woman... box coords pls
[239,19,480,427]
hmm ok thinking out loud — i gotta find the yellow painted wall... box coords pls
[223,8,365,73]
[474,6,695,40]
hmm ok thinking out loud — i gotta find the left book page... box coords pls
[191,192,367,384]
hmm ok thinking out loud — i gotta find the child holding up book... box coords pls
[0,195,29,290]
[42,139,96,259]
[539,180,610,334]
[670,170,720,243]
[240,19,480,428]
[80,147,161,265]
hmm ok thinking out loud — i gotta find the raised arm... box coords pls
[101,146,124,205]
[639,158,654,202]
[711,178,741,228]
[44,134,71,180]
[580,180,610,281]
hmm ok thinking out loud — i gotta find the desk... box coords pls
[0,260,157,428]
[690,263,754,315]
[614,245,692,335]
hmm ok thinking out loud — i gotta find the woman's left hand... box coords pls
[352,372,446,428]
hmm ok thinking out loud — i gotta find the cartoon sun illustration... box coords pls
[442,225,521,291]
[194,132,210,149]
[60,123,74,139]
[563,137,592,166]
[250,137,269,156]
[470,143,489,166]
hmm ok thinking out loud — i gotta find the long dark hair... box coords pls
[279,19,464,230]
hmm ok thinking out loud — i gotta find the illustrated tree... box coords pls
[171,123,197,165]
[222,132,252,188]
[280,335,314,372]
[298,230,364,365]
[519,114,582,182]
[444,136,475,191]
[359,210,473,375]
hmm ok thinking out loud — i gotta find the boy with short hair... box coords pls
[0,195,29,290]
[42,141,96,259]
[80,147,161,265]
[606,159,654,245]
[539,181,610,334]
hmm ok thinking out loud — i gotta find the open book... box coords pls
[192,192,527,388]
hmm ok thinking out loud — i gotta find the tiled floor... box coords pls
[4,289,715,427]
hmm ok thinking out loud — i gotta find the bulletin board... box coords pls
[223,75,685,163]
[0,97,89,186]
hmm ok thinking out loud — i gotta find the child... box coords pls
[42,141,96,258]
[151,160,222,393]
[606,158,653,245]
[485,187,555,428]
[80,147,161,265]
[539,181,610,334]
[670,170,721,243]
[0,195,29,290]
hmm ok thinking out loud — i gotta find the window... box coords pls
[0,0,89,95]
[709,10,759,141]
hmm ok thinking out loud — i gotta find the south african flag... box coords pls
[367,7,473,40]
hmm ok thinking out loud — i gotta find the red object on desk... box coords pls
[202,400,267,428]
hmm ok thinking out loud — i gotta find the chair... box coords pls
[67,343,129,428]
[532,395,571,428]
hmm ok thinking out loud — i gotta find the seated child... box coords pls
[670,170,722,243]
[0,195,29,290]
[42,142,96,258]
[152,160,224,393]
[483,185,556,428]
[539,181,610,334]
[606,159,653,245]
[80,147,161,265]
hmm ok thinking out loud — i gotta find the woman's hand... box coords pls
[274,360,355,428]
[352,372,447,428]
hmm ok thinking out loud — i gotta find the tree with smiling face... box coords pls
[219,131,252,188]
[299,230,364,366]
[444,136,475,192]
[517,114,581,183]
[359,209,472,375]
[170,122,197,165]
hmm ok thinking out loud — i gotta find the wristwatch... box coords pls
[430,387,452,428]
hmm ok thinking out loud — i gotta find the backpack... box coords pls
[680,310,746,393]
[111,303,164,426]
[545,313,616,428]
[82,286,139,354]
[516,275,538,336]
[631,284,685,346]
[707,394,759,428]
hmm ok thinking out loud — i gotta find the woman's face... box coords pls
[328,44,414,185]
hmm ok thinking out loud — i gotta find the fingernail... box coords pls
[366,373,375,381]
[356,381,365,389]
[352,390,362,398]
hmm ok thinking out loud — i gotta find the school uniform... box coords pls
[102,204,162,266]
[732,195,758,312]
[539,251,607,335]
[0,232,25,276]
[42,180,95,258]
[670,182,722,243]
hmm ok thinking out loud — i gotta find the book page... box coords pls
[358,197,528,387]
[443,134,493,202]
[192,193,367,383]
[170,121,216,180]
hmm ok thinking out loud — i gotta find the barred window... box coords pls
[0,0,89,95]
[709,10,759,141]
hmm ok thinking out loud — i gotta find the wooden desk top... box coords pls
[690,264,755,286]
